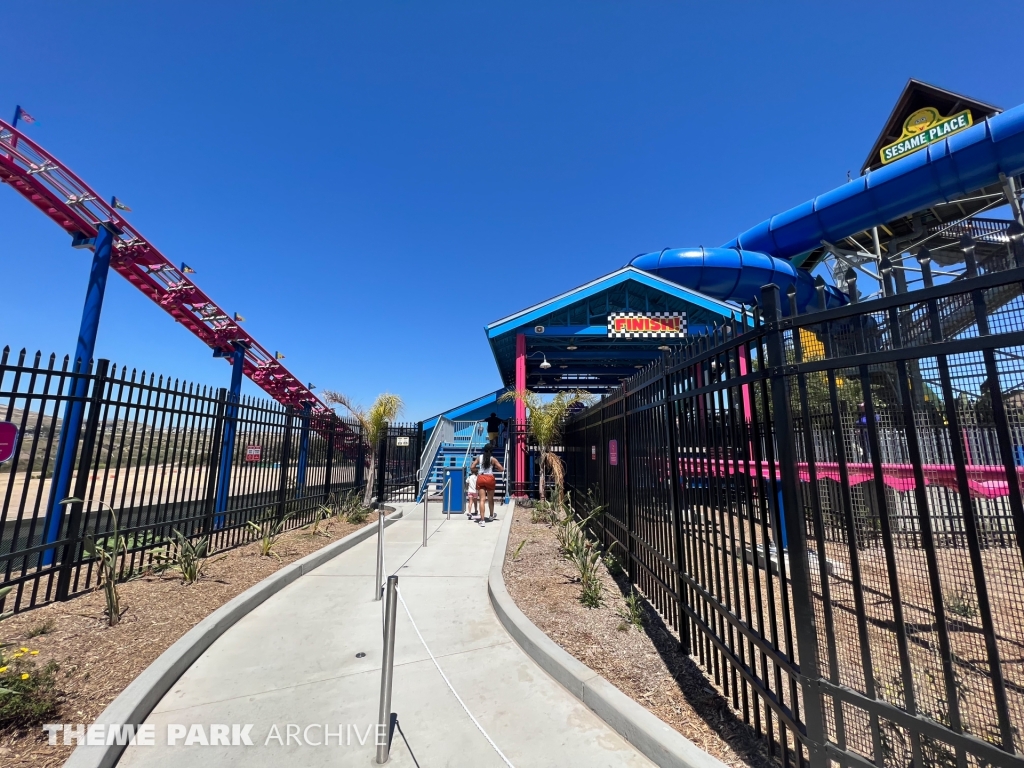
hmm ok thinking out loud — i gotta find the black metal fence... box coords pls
[565,229,1024,767]
[505,419,569,500]
[374,422,422,504]
[506,419,531,499]
[0,348,368,614]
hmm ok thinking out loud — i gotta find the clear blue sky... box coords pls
[3,1,1022,420]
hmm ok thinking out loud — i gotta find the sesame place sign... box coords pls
[608,312,686,339]
[880,107,973,165]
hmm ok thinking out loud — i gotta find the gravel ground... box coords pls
[502,505,774,767]
[0,511,379,768]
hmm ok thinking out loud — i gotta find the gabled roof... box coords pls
[484,266,743,392]
[485,266,739,339]
[860,79,1001,174]
[422,388,512,432]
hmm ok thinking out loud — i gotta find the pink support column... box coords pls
[739,351,756,469]
[515,333,527,491]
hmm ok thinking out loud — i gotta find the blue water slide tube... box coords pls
[630,247,847,312]
[723,102,1024,262]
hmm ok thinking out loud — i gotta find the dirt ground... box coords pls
[0,510,379,768]
[502,505,775,767]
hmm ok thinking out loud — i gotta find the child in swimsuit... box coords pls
[466,466,480,520]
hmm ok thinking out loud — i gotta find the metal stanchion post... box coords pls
[422,492,428,547]
[376,575,398,764]
[374,499,384,601]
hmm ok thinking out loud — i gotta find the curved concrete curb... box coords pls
[65,506,405,768]
[488,506,728,768]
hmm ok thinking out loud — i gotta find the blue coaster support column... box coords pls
[42,222,118,564]
[295,401,312,497]
[213,341,247,527]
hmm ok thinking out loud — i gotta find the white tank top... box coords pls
[478,454,494,475]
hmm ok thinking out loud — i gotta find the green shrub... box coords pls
[579,571,603,608]
[60,498,126,627]
[0,584,12,624]
[945,588,977,619]
[0,657,61,726]
[345,505,370,525]
[617,589,645,631]
[530,499,558,524]
[247,510,295,558]
[309,504,333,537]
[26,619,55,639]
[0,585,13,674]
[512,540,527,561]
[337,491,370,524]
[157,530,221,584]
[603,549,623,577]
[123,529,167,551]
[558,517,602,607]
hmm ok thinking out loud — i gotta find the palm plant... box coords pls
[322,391,404,507]
[499,388,592,502]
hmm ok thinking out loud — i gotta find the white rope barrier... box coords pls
[396,585,516,768]
[377,496,509,764]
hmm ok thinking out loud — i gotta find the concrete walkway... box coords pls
[119,502,654,767]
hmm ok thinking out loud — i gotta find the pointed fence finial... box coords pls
[786,283,798,317]
[814,275,828,311]
[879,257,894,297]
[845,268,859,303]
[961,234,978,278]
[1007,221,1024,268]
[918,248,934,288]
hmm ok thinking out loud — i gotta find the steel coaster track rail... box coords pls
[0,120,324,412]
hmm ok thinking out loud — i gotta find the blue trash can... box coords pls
[443,467,465,513]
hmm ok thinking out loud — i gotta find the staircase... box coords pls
[418,420,509,503]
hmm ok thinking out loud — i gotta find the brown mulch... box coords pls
[503,505,773,767]
[0,511,379,768]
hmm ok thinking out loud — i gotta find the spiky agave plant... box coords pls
[60,497,126,626]
[157,530,222,583]
[0,585,12,696]
[499,388,592,503]
[246,509,296,558]
[321,391,404,507]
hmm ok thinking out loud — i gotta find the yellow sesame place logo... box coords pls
[880,107,973,165]
[904,107,942,135]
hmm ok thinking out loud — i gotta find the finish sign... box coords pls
[0,422,17,464]
[880,107,973,165]
[608,312,685,339]
[245,445,262,462]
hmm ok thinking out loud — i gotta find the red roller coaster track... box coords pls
[0,120,326,412]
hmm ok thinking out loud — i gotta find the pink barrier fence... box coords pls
[683,458,1024,499]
